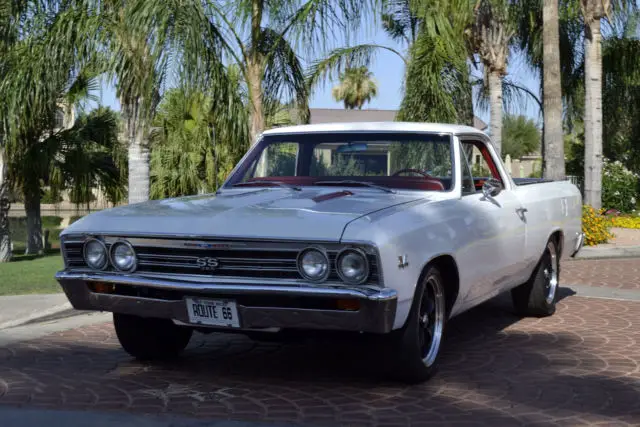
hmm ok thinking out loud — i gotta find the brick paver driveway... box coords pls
[562,259,640,291]
[1,287,639,427]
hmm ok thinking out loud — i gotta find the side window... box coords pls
[459,142,475,195]
[462,139,503,183]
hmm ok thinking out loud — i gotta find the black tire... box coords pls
[512,239,560,317]
[381,266,447,384]
[113,313,193,361]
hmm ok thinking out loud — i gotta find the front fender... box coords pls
[341,198,464,329]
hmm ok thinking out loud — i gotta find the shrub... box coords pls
[41,189,63,204]
[602,159,639,213]
[610,215,640,229]
[582,205,613,246]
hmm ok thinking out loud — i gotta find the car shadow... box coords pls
[0,288,636,425]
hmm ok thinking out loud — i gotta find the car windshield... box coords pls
[225,132,454,192]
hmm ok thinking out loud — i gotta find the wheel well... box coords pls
[420,255,459,317]
[550,230,564,255]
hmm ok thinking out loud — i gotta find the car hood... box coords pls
[63,188,424,242]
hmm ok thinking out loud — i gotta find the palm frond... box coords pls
[307,43,404,92]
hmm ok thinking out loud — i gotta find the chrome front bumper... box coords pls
[55,271,398,334]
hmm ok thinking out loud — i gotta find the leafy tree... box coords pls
[502,115,541,160]
[332,66,378,109]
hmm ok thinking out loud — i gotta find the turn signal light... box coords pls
[91,282,115,294]
[336,299,360,311]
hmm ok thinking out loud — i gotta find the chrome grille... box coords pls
[61,236,381,286]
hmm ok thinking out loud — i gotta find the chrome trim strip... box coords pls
[55,271,397,301]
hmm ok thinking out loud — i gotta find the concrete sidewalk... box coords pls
[572,226,640,260]
[0,293,73,330]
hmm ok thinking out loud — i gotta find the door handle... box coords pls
[516,208,528,221]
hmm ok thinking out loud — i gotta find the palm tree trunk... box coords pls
[247,60,265,144]
[123,98,150,204]
[583,19,603,208]
[248,0,265,144]
[128,131,150,204]
[488,70,503,158]
[542,0,565,181]
[23,183,43,255]
[0,147,12,262]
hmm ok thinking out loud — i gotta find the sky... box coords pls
[95,22,543,134]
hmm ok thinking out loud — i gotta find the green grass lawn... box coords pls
[0,250,63,296]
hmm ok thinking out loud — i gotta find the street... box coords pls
[0,259,639,427]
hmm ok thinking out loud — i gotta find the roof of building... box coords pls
[262,121,487,137]
[307,108,488,131]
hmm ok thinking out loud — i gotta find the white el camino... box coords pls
[56,122,584,382]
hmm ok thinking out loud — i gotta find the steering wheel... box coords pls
[392,168,433,178]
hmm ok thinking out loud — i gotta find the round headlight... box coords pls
[83,239,108,270]
[337,249,370,284]
[297,248,330,281]
[110,241,137,272]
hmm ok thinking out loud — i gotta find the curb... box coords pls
[570,245,640,260]
[0,301,73,330]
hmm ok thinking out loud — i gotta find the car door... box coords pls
[456,137,528,303]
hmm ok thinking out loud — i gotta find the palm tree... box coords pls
[513,0,584,180]
[581,0,609,208]
[332,67,378,109]
[0,0,35,262]
[579,1,638,208]
[167,0,374,142]
[150,89,244,199]
[471,0,516,157]
[541,0,565,181]
[396,0,475,124]
[502,114,541,159]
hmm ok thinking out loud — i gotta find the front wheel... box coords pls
[512,239,560,317]
[113,313,193,361]
[382,266,447,383]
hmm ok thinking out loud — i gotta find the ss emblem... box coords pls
[196,257,219,271]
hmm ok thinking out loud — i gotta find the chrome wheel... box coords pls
[418,275,446,367]
[543,241,559,305]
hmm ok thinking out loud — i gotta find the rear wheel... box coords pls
[512,239,560,317]
[113,313,193,361]
[383,266,447,383]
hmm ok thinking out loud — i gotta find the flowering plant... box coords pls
[582,205,613,246]
[602,159,639,213]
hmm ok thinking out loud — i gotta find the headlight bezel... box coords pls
[296,246,331,282]
[82,238,109,270]
[109,240,138,272]
[336,247,370,285]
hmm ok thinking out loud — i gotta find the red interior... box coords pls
[246,176,446,191]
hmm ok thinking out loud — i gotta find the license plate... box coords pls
[185,298,240,328]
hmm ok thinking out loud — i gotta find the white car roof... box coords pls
[262,121,487,137]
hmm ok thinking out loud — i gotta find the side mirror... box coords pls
[482,178,503,198]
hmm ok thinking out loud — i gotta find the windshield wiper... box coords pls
[314,180,395,194]
[233,180,301,191]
